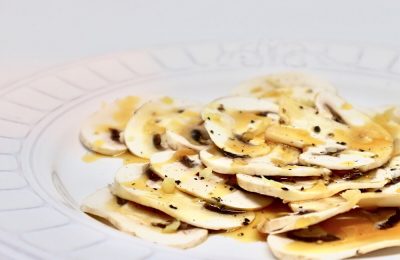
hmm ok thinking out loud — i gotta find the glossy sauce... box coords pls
[265,125,323,148]
[143,105,203,145]
[153,149,238,200]
[372,108,400,139]
[286,208,400,253]
[206,107,274,157]
[113,96,140,128]
[223,202,290,243]
[82,152,148,164]
[333,122,393,156]
[224,138,272,157]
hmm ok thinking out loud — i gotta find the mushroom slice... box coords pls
[357,156,400,208]
[111,163,255,230]
[299,142,376,171]
[124,98,206,158]
[80,96,141,155]
[202,96,279,157]
[266,92,393,171]
[236,168,387,202]
[81,187,208,249]
[305,92,393,171]
[233,71,336,105]
[259,190,361,234]
[150,150,272,210]
[268,208,400,259]
[165,129,209,151]
[199,146,330,177]
[371,106,400,156]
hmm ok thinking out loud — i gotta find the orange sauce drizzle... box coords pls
[82,152,148,165]
[286,208,400,253]
[223,201,290,243]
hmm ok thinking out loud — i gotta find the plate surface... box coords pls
[2,41,400,259]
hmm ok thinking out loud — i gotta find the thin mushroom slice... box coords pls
[199,146,330,177]
[371,106,400,156]
[165,130,209,151]
[305,92,393,171]
[202,96,279,157]
[236,168,387,202]
[299,142,376,171]
[111,163,255,230]
[259,190,361,234]
[265,92,393,171]
[268,208,400,260]
[124,98,206,158]
[81,187,208,249]
[80,96,141,155]
[357,156,400,208]
[150,150,273,210]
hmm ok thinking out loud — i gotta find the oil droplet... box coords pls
[82,152,109,163]
[341,103,353,110]
[161,96,174,105]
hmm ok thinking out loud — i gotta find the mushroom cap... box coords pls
[202,96,279,157]
[80,96,140,155]
[124,98,204,158]
[268,231,400,260]
[111,163,255,230]
[236,168,387,202]
[81,187,208,249]
[264,92,393,172]
[260,190,360,234]
[150,150,273,210]
[199,147,330,177]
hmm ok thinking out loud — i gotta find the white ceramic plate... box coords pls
[2,41,400,260]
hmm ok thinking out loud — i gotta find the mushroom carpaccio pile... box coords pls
[80,72,400,259]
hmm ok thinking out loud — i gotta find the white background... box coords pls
[1,0,399,86]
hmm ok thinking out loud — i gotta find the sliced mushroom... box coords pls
[357,156,400,208]
[286,225,340,243]
[80,96,140,155]
[110,163,255,230]
[233,72,336,106]
[150,150,273,210]
[165,130,209,151]
[199,146,330,177]
[265,92,393,171]
[124,98,204,158]
[264,95,346,148]
[259,190,360,234]
[268,207,400,259]
[81,187,208,249]
[299,142,376,170]
[371,106,400,156]
[307,93,393,171]
[236,168,387,202]
[202,96,279,157]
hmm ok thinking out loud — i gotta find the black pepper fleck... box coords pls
[313,126,321,133]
